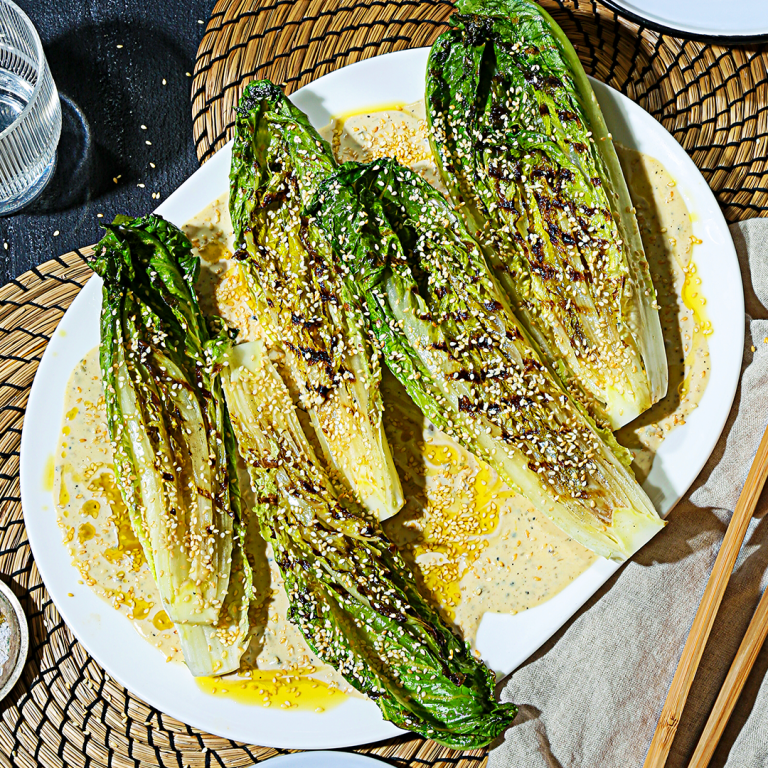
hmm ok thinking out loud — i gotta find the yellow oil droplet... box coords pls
[90,473,144,570]
[681,261,712,337]
[82,500,100,518]
[199,240,230,263]
[473,464,508,531]
[62,425,71,436]
[331,102,406,126]
[196,670,347,711]
[152,610,173,631]
[131,595,153,621]
[43,454,55,492]
[431,443,459,468]
[78,522,96,543]
[59,477,70,507]
[65,406,79,421]
[678,259,712,401]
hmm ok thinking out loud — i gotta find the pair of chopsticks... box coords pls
[643,423,768,768]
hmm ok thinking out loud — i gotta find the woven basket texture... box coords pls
[0,1,766,766]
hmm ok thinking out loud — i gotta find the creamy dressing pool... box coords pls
[615,146,711,481]
[52,102,710,704]
[381,373,597,639]
[55,352,356,712]
[320,101,448,195]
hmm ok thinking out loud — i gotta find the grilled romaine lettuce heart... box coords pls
[221,339,517,748]
[93,214,251,675]
[309,159,664,561]
[230,80,404,521]
[425,0,667,430]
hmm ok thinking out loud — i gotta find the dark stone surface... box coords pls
[0,0,216,283]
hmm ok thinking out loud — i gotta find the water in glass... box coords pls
[0,0,61,215]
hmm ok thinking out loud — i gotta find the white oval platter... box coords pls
[20,47,743,749]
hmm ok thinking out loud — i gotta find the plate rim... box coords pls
[597,0,768,43]
[252,753,389,767]
[19,45,744,749]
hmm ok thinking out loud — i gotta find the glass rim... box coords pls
[0,0,47,144]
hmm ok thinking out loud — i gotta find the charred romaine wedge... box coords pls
[230,80,404,521]
[93,214,251,675]
[221,339,516,748]
[309,160,664,561]
[425,0,667,430]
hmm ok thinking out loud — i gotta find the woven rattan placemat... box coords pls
[2,1,767,767]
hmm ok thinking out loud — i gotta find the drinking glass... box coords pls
[0,0,61,215]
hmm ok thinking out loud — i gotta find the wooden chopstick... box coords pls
[643,421,768,768]
[688,584,768,768]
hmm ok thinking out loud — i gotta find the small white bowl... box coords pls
[0,579,28,702]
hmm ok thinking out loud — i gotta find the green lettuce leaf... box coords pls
[221,340,517,748]
[425,0,667,429]
[309,159,664,561]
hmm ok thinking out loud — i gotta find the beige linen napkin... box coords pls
[489,218,768,768]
